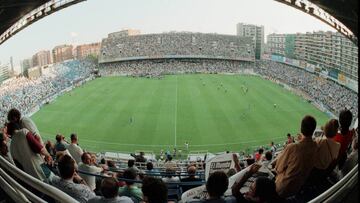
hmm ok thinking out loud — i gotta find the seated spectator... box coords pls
[232,164,283,203]
[189,171,236,202]
[78,152,103,191]
[340,136,358,177]
[181,165,203,192]
[286,133,294,146]
[135,151,147,163]
[254,148,264,162]
[88,177,134,203]
[261,151,272,168]
[162,167,180,183]
[163,155,177,170]
[142,177,168,203]
[119,169,143,202]
[67,133,84,164]
[334,109,355,169]
[55,134,69,152]
[7,122,52,181]
[127,159,140,174]
[274,115,318,198]
[50,154,95,202]
[45,140,56,158]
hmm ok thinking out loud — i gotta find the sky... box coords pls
[0,0,336,71]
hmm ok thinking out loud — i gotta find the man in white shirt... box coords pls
[78,152,103,191]
[67,133,84,164]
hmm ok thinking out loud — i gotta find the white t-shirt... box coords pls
[78,162,102,191]
[10,128,46,181]
[20,117,43,144]
[68,143,84,163]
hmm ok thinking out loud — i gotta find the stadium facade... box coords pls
[267,31,358,80]
[236,23,265,60]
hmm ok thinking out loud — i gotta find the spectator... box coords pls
[286,133,294,145]
[270,141,276,155]
[162,167,180,183]
[127,159,140,174]
[274,115,318,198]
[67,133,84,163]
[254,148,264,162]
[232,164,283,203]
[261,151,273,168]
[135,151,147,163]
[88,177,134,203]
[340,136,358,177]
[55,134,69,152]
[119,169,143,202]
[334,109,355,169]
[78,152,103,191]
[7,122,52,181]
[0,133,14,164]
[163,155,177,170]
[7,108,43,144]
[50,154,95,203]
[142,177,168,203]
[189,171,236,202]
[45,140,56,158]
[314,119,341,170]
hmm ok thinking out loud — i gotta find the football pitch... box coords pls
[32,74,329,154]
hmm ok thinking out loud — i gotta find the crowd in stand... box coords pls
[0,57,358,202]
[100,59,255,77]
[100,32,255,62]
[0,107,358,202]
[0,60,94,125]
[256,60,358,118]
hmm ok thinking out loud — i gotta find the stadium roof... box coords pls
[0,0,358,45]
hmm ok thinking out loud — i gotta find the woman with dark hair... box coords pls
[334,109,355,169]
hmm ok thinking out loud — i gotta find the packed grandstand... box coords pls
[0,31,358,203]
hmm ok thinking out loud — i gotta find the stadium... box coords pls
[0,0,358,203]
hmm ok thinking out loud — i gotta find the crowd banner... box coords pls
[205,153,235,180]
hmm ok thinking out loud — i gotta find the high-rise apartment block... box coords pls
[236,23,264,59]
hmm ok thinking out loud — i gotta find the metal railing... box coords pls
[309,164,358,203]
[0,156,78,203]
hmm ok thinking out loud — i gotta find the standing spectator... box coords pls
[314,119,341,170]
[7,108,43,144]
[135,151,147,163]
[50,155,95,203]
[142,177,168,203]
[78,152,103,191]
[67,133,84,164]
[119,169,143,202]
[7,122,52,181]
[334,109,355,169]
[88,177,134,203]
[274,115,318,198]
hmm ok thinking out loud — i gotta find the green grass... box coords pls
[32,74,329,153]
